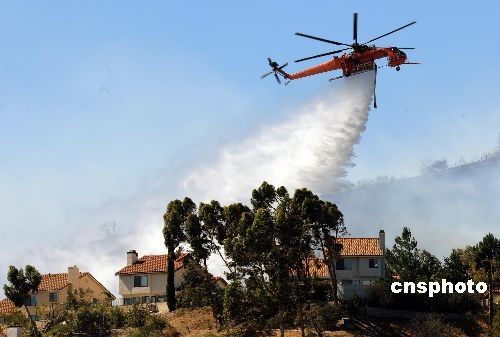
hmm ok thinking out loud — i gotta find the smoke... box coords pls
[0,72,376,298]
[183,71,375,202]
[331,154,500,258]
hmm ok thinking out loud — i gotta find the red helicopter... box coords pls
[260,13,418,107]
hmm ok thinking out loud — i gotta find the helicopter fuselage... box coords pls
[281,47,407,80]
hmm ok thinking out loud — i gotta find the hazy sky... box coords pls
[1,1,499,296]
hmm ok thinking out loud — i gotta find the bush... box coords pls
[367,279,394,308]
[305,303,342,336]
[493,309,500,337]
[0,311,30,329]
[73,304,111,337]
[411,313,461,337]
[125,312,168,337]
[109,306,126,329]
[146,314,168,331]
[45,323,74,337]
[125,304,148,328]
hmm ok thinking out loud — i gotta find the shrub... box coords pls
[109,306,126,329]
[125,304,148,328]
[125,312,168,337]
[0,311,30,329]
[493,309,500,337]
[305,303,341,337]
[73,305,111,337]
[411,313,461,337]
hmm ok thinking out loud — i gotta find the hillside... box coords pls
[331,153,500,257]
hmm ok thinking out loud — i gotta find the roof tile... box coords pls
[38,272,90,291]
[115,253,188,275]
[0,298,17,315]
[336,238,383,256]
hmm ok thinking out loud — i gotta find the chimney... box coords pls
[127,250,138,266]
[68,265,80,289]
[379,230,385,252]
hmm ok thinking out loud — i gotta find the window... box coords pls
[335,259,352,270]
[369,259,379,268]
[124,297,137,305]
[133,275,148,287]
[24,295,37,306]
[49,292,58,303]
[362,280,374,286]
[341,279,353,285]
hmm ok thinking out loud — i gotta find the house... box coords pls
[0,266,115,319]
[115,250,227,312]
[308,230,385,299]
[213,276,228,289]
[115,250,190,311]
[483,287,500,307]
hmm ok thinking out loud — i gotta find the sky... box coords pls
[1,1,499,297]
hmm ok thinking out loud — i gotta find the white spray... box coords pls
[183,70,375,201]
[0,72,376,297]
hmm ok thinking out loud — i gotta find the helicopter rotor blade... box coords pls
[364,21,416,44]
[260,71,274,79]
[353,13,358,44]
[295,32,352,47]
[278,63,288,69]
[274,73,282,84]
[295,48,351,63]
[398,47,415,50]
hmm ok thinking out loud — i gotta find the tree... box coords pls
[298,188,346,304]
[418,249,442,281]
[385,227,421,281]
[177,261,224,325]
[443,249,469,283]
[162,198,192,311]
[3,265,42,337]
[475,233,500,325]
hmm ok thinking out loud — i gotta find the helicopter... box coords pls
[260,13,418,108]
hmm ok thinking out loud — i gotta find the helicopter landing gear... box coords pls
[396,66,401,71]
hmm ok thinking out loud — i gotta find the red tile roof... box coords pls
[0,298,17,314]
[38,272,90,291]
[305,258,330,278]
[213,276,228,285]
[336,238,383,256]
[115,253,188,275]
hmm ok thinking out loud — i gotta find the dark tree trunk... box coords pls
[166,244,177,311]
[322,245,339,304]
[488,267,493,325]
[299,306,305,337]
[279,312,285,337]
[24,305,41,337]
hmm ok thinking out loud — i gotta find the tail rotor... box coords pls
[260,58,288,84]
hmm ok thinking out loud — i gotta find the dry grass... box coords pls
[166,307,217,337]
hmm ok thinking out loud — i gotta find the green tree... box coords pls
[418,249,442,281]
[223,182,316,337]
[443,249,469,283]
[475,233,500,325]
[3,265,42,337]
[163,198,192,311]
[385,227,421,281]
[297,188,346,304]
[177,261,224,325]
